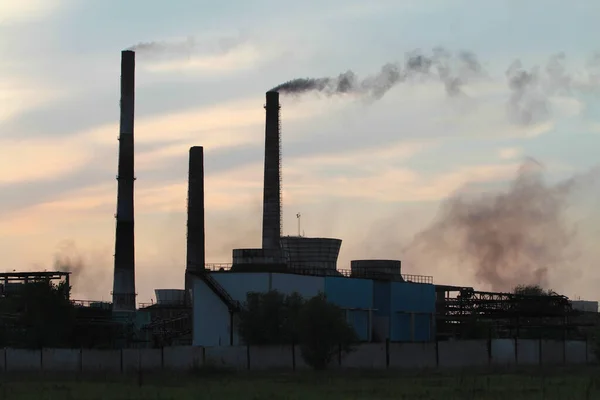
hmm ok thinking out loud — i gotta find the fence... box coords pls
[0,339,596,373]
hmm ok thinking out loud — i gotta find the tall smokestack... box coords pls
[112,50,136,312]
[185,146,206,293]
[262,91,281,250]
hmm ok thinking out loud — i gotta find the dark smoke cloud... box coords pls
[402,160,599,292]
[52,240,111,299]
[270,47,484,99]
[271,48,600,125]
[53,240,84,281]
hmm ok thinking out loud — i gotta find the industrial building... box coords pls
[187,90,437,347]
[2,49,597,351]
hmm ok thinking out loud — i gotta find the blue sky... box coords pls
[0,0,599,302]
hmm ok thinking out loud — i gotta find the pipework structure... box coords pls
[112,50,137,312]
[262,91,282,250]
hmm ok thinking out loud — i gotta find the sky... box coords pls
[1,0,599,303]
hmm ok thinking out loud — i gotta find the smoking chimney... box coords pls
[112,50,136,312]
[262,91,282,250]
[185,146,206,294]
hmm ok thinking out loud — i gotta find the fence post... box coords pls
[246,344,251,370]
[161,346,165,370]
[338,343,342,367]
[538,338,542,366]
[40,347,43,371]
[385,339,390,369]
[585,336,589,364]
[435,340,439,367]
[79,348,83,373]
[291,342,296,371]
[514,337,518,365]
[120,349,124,373]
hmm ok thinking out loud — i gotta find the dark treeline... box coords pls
[0,281,133,349]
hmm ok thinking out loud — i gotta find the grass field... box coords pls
[1,367,599,399]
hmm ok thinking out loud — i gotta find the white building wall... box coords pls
[213,273,270,302]
[192,278,231,347]
[571,300,598,313]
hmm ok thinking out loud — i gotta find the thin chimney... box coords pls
[262,91,282,250]
[112,50,136,312]
[185,146,206,286]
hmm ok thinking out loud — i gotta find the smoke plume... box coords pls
[126,34,244,56]
[53,240,84,281]
[271,48,483,99]
[402,160,598,292]
[52,240,111,299]
[271,48,600,125]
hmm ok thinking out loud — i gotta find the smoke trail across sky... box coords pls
[270,48,485,98]
[126,34,245,56]
[270,48,600,125]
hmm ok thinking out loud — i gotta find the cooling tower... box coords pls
[262,91,281,250]
[112,50,136,312]
[280,236,342,275]
[185,146,206,294]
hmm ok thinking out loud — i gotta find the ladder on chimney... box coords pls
[278,104,283,237]
[197,270,241,313]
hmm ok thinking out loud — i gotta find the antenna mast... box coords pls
[296,213,301,237]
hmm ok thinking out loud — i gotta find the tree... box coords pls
[513,284,557,296]
[236,291,359,370]
[296,293,358,370]
[0,280,76,348]
[237,290,305,345]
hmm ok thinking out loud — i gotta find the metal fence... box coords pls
[204,263,433,284]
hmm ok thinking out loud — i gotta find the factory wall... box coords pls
[212,272,270,302]
[192,278,232,347]
[324,277,373,341]
[193,272,435,345]
[192,272,325,347]
[270,273,324,298]
[381,282,436,342]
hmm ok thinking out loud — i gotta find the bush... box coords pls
[237,291,358,370]
[297,293,358,370]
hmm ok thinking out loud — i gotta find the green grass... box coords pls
[1,366,600,399]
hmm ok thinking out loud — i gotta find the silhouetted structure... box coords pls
[112,50,137,312]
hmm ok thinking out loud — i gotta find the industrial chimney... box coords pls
[185,146,206,296]
[262,91,281,250]
[112,50,136,312]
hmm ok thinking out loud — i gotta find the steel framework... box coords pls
[435,286,593,340]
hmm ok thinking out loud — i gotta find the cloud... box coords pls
[142,44,264,75]
[0,0,63,25]
[0,137,94,185]
[498,147,522,160]
[0,79,63,123]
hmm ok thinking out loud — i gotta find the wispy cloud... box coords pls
[498,147,522,160]
[0,0,63,25]
[0,137,94,184]
[142,44,264,75]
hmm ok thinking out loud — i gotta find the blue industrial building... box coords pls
[191,260,435,347]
